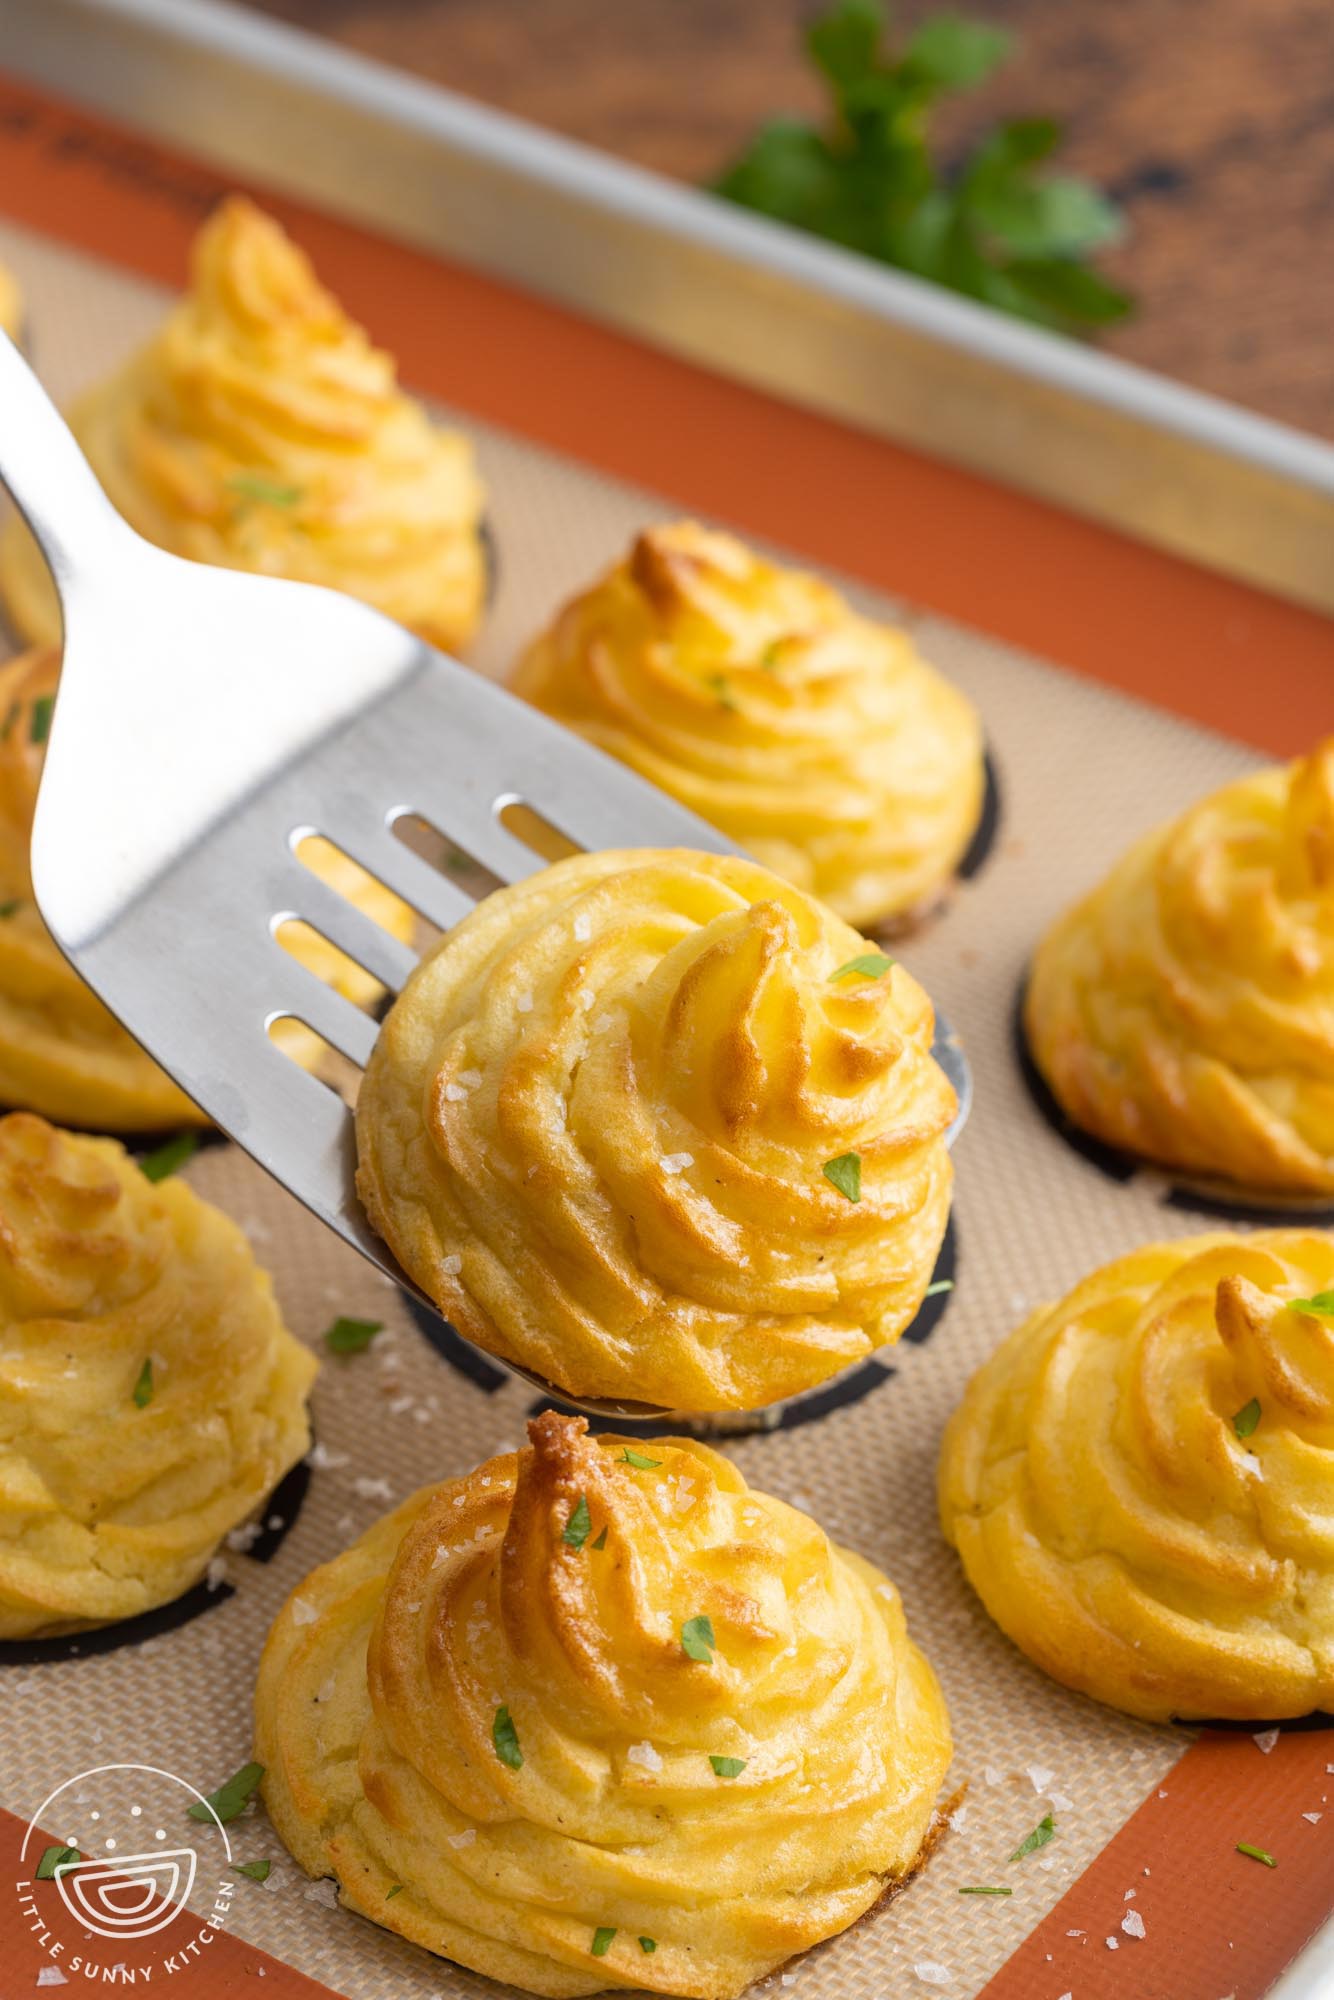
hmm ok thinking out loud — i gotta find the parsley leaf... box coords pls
[188,1761,265,1825]
[563,1495,592,1550]
[1009,1812,1055,1861]
[132,1358,154,1409]
[36,1844,81,1879]
[0,899,21,919]
[1291,1291,1334,1317]
[385,1883,404,1900]
[823,1152,862,1201]
[712,0,1132,337]
[709,1755,747,1778]
[1232,1398,1261,1440]
[592,1525,609,1551]
[829,952,894,981]
[324,1315,383,1355]
[233,1859,271,1882]
[620,1448,661,1469]
[492,1705,523,1770]
[139,1132,199,1182]
[591,1927,617,1957]
[682,1615,716,1663]
[29,694,54,745]
[639,1936,657,1952]
[1237,1841,1276,1867]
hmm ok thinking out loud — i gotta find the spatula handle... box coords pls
[0,331,135,613]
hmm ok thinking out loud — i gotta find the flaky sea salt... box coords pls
[1253,1728,1280,1754]
[353,1476,393,1501]
[914,1965,951,1988]
[1303,1811,1323,1823]
[627,1742,663,1773]
[304,1880,339,1908]
[36,1970,68,1986]
[573,914,592,941]
[1122,1910,1146,1939]
[206,1556,228,1592]
[983,1765,1005,1786]
[290,1597,318,1627]
[660,1152,694,1175]
[448,1829,476,1849]
[516,992,534,1013]
[442,1253,463,1276]
[1106,1936,1119,1950]
[443,1084,469,1102]
[307,1442,349,1471]
[1027,1764,1054,1793]
[226,1521,262,1553]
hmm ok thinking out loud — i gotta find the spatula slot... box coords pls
[389,812,505,913]
[266,1013,363,1110]
[494,798,583,865]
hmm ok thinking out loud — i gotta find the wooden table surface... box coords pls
[244,0,1333,442]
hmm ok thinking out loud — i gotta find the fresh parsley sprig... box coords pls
[712,0,1131,336]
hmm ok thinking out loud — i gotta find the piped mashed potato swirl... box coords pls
[0,1113,315,1637]
[355,848,955,1411]
[0,196,486,651]
[939,1230,1334,1721]
[256,1411,950,1999]
[0,646,412,1129]
[512,523,985,929]
[1025,739,1334,1196]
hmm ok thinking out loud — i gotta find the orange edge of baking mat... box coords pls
[0,70,1330,758]
[0,1805,333,1997]
[980,1729,1334,2000]
[0,68,1331,2000]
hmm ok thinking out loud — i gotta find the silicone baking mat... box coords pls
[0,72,1332,2000]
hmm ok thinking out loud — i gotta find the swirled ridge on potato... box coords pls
[256,1410,950,1999]
[939,1229,1334,1721]
[512,523,985,929]
[1025,740,1334,1196]
[0,196,486,652]
[355,848,955,1411]
[0,1113,315,1637]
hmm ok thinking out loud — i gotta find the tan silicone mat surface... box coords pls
[0,214,1271,1999]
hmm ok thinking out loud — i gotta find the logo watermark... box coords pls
[14,1763,238,1981]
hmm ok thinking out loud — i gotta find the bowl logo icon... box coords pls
[53,1845,199,1940]
[20,1762,236,1954]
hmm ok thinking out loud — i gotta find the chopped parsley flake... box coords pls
[639,1936,657,1953]
[0,899,20,918]
[709,1755,747,1778]
[36,1845,80,1879]
[620,1448,661,1469]
[823,1151,861,1202]
[591,1927,617,1957]
[1232,1397,1261,1440]
[385,1883,404,1900]
[132,1359,154,1409]
[1291,1291,1334,1317]
[228,472,303,507]
[188,1761,264,1825]
[959,1885,1012,1896]
[592,1525,609,1550]
[139,1131,199,1182]
[829,952,894,981]
[681,1614,716,1664]
[324,1315,383,1354]
[563,1495,592,1550]
[29,694,54,745]
[0,700,18,741]
[1236,1841,1276,1867]
[233,1859,271,1882]
[492,1705,523,1770]
[1009,1813,1055,1862]
[923,1279,954,1299]
[706,673,737,711]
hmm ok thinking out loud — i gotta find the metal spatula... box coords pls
[0,332,970,1417]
